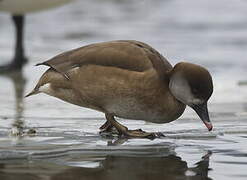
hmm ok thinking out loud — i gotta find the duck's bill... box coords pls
[192,102,213,131]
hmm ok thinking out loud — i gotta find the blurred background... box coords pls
[0,0,247,180]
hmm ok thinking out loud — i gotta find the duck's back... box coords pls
[37,40,173,79]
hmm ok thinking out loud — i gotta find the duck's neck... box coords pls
[141,69,186,122]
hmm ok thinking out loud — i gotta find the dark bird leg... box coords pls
[12,15,28,67]
[104,114,164,139]
[0,15,28,72]
[99,120,115,133]
[99,120,120,136]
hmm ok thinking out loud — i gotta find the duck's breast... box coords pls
[68,65,185,123]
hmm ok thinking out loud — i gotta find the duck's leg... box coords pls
[105,114,164,139]
[99,121,116,134]
[100,121,113,131]
[0,15,27,72]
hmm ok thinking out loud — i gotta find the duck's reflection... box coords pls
[0,149,212,180]
[0,70,26,135]
[51,151,212,180]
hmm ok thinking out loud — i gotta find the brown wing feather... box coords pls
[36,40,172,80]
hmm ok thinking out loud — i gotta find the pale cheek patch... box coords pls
[169,75,191,104]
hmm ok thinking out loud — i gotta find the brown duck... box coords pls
[26,40,213,138]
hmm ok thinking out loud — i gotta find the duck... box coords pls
[26,40,213,138]
[0,0,72,72]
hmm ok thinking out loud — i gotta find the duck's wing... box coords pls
[36,40,172,80]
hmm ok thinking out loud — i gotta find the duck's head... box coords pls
[169,62,213,131]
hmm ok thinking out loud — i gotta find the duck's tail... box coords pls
[25,87,39,97]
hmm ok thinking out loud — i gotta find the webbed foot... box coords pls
[104,114,165,139]
[121,128,165,139]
